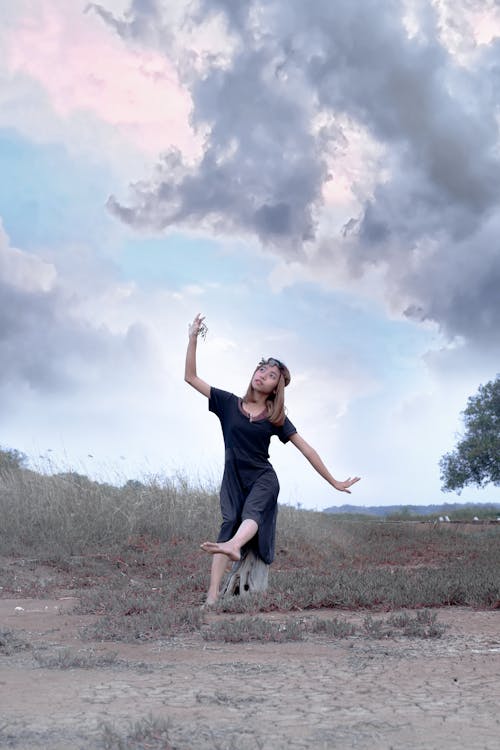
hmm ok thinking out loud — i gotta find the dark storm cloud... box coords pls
[0,238,150,402]
[90,0,500,349]
[106,57,325,251]
[85,0,165,41]
[0,281,102,391]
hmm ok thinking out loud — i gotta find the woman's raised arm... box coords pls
[184,313,211,398]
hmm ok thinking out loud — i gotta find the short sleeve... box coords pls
[208,387,234,420]
[276,415,297,444]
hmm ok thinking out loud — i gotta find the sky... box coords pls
[1,0,499,510]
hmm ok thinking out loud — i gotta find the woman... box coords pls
[185,313,360,605]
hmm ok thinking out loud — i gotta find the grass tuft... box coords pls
[100,714,174,750]
[33,647,118,669]
[0,628,31,655]
[202,611,445,643]
[81,605,203,643]
[305,616,356,638]
[364,610,446,639]
[202,615,304,643]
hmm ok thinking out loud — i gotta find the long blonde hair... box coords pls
[243,358,291,427]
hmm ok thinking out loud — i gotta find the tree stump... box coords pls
[221,549,269,598]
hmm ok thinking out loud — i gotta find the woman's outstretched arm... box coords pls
[289,433,360,493]
[184,313,211,398]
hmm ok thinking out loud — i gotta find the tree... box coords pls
[440,375,500,493]
[0,446,27,473]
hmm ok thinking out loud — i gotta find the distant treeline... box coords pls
[323,502,500,518]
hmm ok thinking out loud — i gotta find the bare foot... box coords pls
[200,541,241,562]
[201,597,218,610]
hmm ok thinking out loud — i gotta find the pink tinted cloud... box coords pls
[6,1,199,157]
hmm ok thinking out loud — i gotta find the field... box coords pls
[1,467,499,749]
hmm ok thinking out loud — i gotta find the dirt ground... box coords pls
[1,590,499,750]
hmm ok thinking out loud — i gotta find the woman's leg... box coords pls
[202,475,260,603]
[205,553,230,605]
[201,518,258,562]
[203,520,258,604]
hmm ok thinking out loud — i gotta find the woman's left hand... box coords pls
[188,313,207,340]
[334,477,361,493]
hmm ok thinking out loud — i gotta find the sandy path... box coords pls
[1,599,499,749]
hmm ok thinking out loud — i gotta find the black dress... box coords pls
[209,387,297,564]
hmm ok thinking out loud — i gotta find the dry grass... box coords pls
[100,715,174,750]
[1,464,499,645]
[33,647,119,669]
[0,467,220,557]
[363,610,446,639]
[0,628,32,655]
[201,611,444,643]
[202,615,304,642]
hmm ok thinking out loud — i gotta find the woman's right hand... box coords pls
[188,313,206,339]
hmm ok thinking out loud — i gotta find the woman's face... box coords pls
[251,363,281,394]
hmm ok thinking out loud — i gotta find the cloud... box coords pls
[0,0,201,190]
[4,0,198,158]
[0,223,56,293]
[432,0,500,57]
[0,216,241,482]
[0,221,154,400]
[89,0,327,252]
[88,0,500,357]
